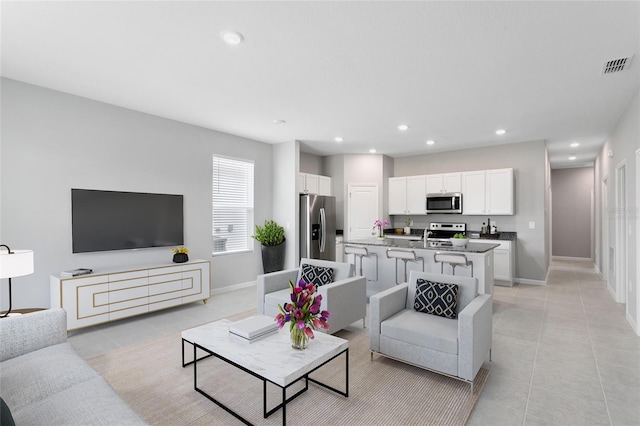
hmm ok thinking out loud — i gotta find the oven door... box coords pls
[426,193,462,214]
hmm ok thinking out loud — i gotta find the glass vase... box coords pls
[290,326,308,350]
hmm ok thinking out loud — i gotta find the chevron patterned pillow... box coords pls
[414,279,459,319]
[300,264,334,288]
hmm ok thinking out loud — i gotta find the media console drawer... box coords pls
[50,260,210,330]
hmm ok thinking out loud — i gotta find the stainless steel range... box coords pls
[425,222,466,247]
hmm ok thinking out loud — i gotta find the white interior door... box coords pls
[347,184,378,240]
[602,177,608,282]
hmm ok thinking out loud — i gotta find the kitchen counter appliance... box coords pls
[426,192,462,214]
[425,222,466,247]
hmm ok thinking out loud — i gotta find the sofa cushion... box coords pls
[300,263,334,287]
[264,288,292,311]
[380,309,458,355]
[0,342,100,412]
[12,376,143,426]
[414,279,458,319]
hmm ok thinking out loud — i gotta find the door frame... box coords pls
[615,161,627,304]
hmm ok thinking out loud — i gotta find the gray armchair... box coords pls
[257,258,367,334]
[369,271,492,390]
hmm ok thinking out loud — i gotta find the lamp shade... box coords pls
[0,250,34,279]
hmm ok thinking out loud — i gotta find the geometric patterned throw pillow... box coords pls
[300,264,334,288]
[414,279,459,319]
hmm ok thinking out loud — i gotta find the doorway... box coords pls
[601,177,608,282]
[615,161,627,305]
[347,184,378,240]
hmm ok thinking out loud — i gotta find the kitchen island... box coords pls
[344,237,499,299]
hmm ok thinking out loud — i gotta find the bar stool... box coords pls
[344,244,378,281]
[386,248,424,284]
[433,252,474,276]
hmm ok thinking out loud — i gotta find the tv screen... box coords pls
[71,189,184,253]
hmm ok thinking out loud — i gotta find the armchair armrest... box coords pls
[369,284,408,352]
[318,276,367,333]
[256,268,299,314]
[0,308,68,362]
[457,294,493,382]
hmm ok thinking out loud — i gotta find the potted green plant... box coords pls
[252,220,286,273]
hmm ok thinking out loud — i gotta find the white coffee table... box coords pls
[181,319,349,425]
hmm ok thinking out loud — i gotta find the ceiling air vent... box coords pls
[602,56,633,74]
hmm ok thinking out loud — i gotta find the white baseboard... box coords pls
[627,312,639,336]
[551,255,594,262]
[514,277,546,286]
[210,280,256,295]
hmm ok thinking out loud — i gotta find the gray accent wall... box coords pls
[551,167,594,258]
[393,140,548,283]
[0,78,273,309]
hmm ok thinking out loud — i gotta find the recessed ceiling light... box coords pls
[569,156,577,160]
[369,149,377,154]
[495,129,506,135]
[570,142,580,147]
[426,140,435,145]
[221,30,244,45]
[272,119,286,124]
[334,137,343,143]
[398,124,409,131]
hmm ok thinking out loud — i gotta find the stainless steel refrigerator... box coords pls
[300,194,336,261]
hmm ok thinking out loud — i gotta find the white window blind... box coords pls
[212,156,254,254]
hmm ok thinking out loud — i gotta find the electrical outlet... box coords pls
[529,221,535,230]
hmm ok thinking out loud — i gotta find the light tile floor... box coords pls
[69,258,640,425]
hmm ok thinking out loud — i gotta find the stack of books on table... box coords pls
[228,315,279,344]
[60,268,93,277]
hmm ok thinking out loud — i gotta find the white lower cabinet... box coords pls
[51,260,210,330]
[470,240,514,286]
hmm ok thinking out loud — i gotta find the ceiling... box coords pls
[2,1,639,168]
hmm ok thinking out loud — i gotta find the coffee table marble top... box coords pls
[182,319,348,387]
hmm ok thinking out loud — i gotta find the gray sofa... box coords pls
[0,308,145,425]
[257,258,367,334]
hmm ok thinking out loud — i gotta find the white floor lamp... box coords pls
[0,244,34,318]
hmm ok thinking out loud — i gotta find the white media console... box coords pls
[50,259,210,330]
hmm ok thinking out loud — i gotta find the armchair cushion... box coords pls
[381,309,458,355]
[414,279,459,319]
[300,263,334,287]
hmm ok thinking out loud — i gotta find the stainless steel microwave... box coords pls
[426,192,463,214]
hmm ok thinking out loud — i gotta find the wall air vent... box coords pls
[602,56,633,74]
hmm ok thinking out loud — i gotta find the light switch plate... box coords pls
[529,221,535,229]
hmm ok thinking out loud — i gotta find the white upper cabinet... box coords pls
[299,173,331,196]
[426,173,462,194]
[318,175,332,196]
[389,176,426,215]
[462,168,514,215]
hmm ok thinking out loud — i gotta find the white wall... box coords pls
[0,78,273,309]
[595,88,639,334]
[393,140,548,283]
[272,140,299,269]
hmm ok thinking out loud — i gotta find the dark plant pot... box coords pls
[173,253,189,263]
[261,240,286,273]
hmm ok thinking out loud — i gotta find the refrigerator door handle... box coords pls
[320,207,326,253]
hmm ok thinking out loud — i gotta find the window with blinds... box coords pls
[212,155,254,254]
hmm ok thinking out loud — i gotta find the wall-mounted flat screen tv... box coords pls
[71,189,184,253]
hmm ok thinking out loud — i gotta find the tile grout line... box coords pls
[578,269,614,426]
[520,272,548,426]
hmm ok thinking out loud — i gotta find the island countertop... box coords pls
[344,238,500,253]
